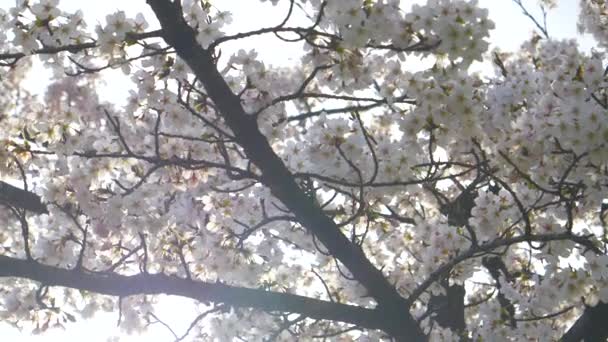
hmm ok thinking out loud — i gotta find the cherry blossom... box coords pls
[0,0,606,341]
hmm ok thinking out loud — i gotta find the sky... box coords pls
[0,0,596,341]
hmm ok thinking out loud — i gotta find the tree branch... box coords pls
[0,181,47,214]
[561,302,608,342]
[0,30,162,64]
[145,1,425,339]
[0,255,387,331]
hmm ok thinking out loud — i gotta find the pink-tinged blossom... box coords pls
[0,1,606,340]
[30,0,60,21]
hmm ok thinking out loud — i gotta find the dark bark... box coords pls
[561,302,608,342]
[145,0,425,340]
[482,256,516,328]
[428,284,466,333]
[1,177,604,341]
[0,255,386,330]
[0,2,602,341]
[0,181,47,214]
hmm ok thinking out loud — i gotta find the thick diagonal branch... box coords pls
[0,255,384,330]
[0,181,47,214]
[561,302,608,342]
[145,0,425,340]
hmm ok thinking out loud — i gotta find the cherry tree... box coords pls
[0,0,607,340]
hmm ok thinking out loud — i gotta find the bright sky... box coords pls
[1,0,594,341]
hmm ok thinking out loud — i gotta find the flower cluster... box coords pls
[181,0,231,48]
[578,0,608,47]
[96,11,148,57]
[0,0,607,340]
[322,0,493,65]
[5,0,87,56]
